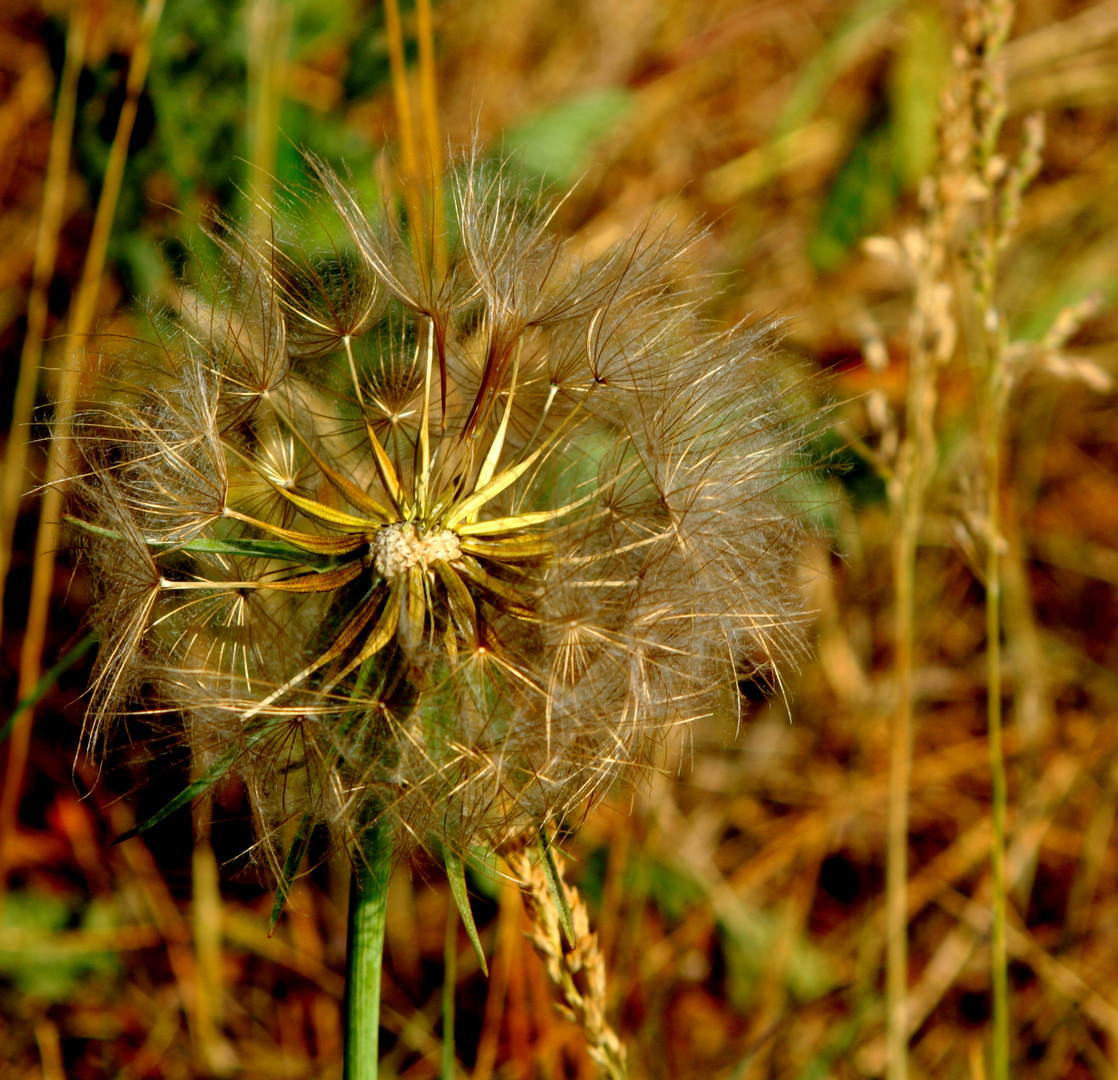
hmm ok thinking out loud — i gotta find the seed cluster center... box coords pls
[371,523,462,578]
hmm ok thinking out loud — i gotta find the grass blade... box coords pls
[113,743,240,844]
[444,846,488,977]
[536,831,575,949]
[1,632,97,745]
[269,813,315,934]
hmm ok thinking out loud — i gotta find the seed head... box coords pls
[71,154,811,865]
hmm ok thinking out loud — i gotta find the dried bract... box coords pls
[71,157,810,863]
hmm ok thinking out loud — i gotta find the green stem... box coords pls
[987,423,1009,1080]
[983,282,1010,1080]
[442,900,457,1080]
[345,814,393,1080]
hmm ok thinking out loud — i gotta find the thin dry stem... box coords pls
[2,0,163,895]
[415,0,445,278]
[383,0,431,285]
[882,20,977,1078]
[0,5,88,904]
[0,7,87,647]
[245,0,292,234]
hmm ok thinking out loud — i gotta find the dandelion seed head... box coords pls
[70,149,814,868]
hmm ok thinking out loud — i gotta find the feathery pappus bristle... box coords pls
[70,151,812,866]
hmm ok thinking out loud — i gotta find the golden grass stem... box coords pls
[383,0,430,283]
[192,799,234,1076]
[415,0,445,277]
[887,416,921,1080]
[246,0,292,230]
[985,380,1010,1080]
[472,873,521,1080]
[1,0,163,897]
[885,139,957,1080]
[967,4,1024,1073]
[975,147,1014,1080]
[0,7,87,649]
[383,0,418,179]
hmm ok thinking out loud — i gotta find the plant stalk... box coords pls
[985,384,1009,1080]
[344,815,393,1080]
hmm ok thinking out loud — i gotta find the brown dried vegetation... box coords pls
[2,0,1118,1078]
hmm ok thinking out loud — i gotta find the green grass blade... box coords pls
[444,846,488,977]
[2,632,97,744]
[537,831,575,949]
[112,743,240,844]
[269,813,315,934]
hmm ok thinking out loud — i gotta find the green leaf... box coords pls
[809,108,900,273]
[168,535,332,562]
[888,2,949,186]
[66,516,332,565]
[0,893,121,1001]
[774,0,903,140]
[269,814,315,934]
[719,902,837,1012]
[444,847,488,977]
[504,89,634,184]
[536,832,576,949]
[2,633,97,745]
[112,743,241,844]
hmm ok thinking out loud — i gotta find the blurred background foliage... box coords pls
[2,0,1118,1077]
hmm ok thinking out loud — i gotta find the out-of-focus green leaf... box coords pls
[801,1,950,271]
[889,2,949,185]
[811,427,888,510]
[2,633,97,745]
[719,903,837,1012]
[793,1017,864,1080]
[289,0,353,55]
[0,893,121,1001]
[503,88,634,184]
[645,857,705,924]
[809,108,899,272]
[774,0,903,139]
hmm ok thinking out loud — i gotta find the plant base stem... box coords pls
[344,816,393,1080]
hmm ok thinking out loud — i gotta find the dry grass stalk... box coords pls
[245,0,292,233]
[870,4,996,1076]
[0,7,88,908]
[869,0,1115,1075]
[507,845,628,1080]
[0,7,87,647]
[0,0,164,900]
